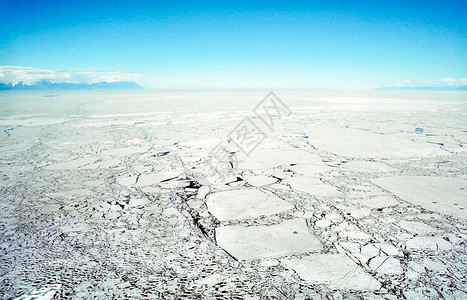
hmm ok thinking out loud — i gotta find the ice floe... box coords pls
[206,189,293,221]
[373,176,466,218]
[282,253,381,291]
[216,218,323,260]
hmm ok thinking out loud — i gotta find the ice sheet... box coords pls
[1,90,466,299]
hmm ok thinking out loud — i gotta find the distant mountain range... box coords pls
[0,81,143,90]
[377,86,467,91]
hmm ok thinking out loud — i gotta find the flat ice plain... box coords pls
[0,90,466,299]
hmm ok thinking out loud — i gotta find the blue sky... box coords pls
[0,0,466,89]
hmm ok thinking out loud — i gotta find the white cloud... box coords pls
[0,66,141,84]
[393,78,467,88]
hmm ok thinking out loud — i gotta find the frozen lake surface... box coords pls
[0,90,466,299]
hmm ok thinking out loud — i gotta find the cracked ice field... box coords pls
[1,90,466,299]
